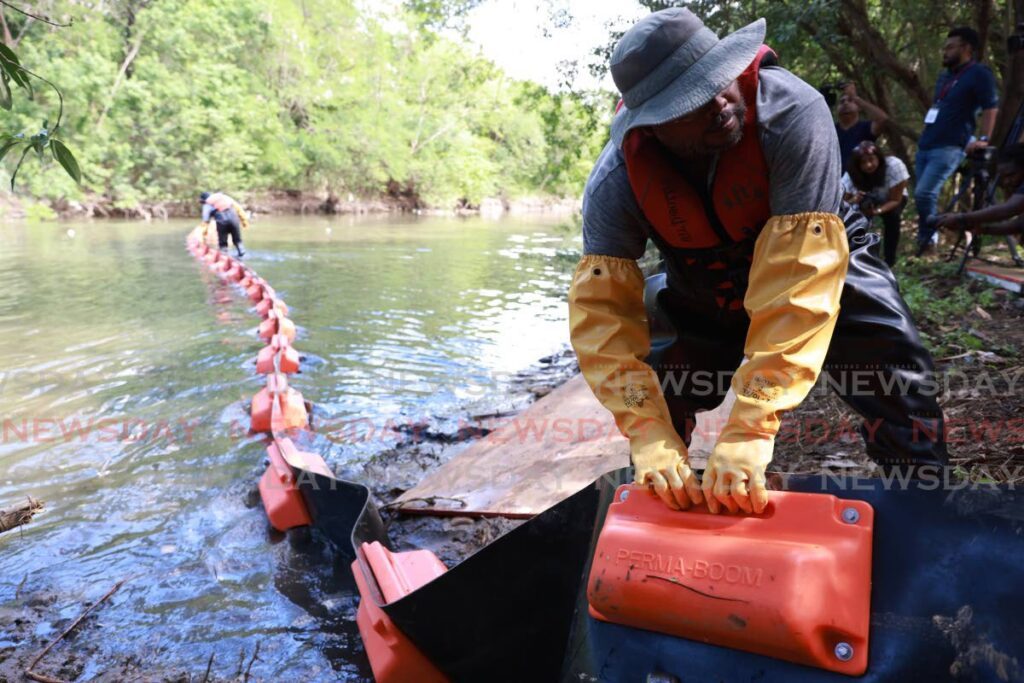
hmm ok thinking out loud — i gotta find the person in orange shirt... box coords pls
[200,191,250,257]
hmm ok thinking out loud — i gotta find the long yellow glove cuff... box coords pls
[569,255,702,510]
[232,201,251,230]
[704,212,849,513]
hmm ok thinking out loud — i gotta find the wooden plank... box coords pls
[396,374,735,518]
[967,264,1024,293]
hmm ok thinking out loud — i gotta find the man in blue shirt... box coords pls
[915,26,999,251]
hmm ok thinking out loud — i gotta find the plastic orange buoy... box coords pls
[270,377,308,431]
[276,336,300,373]
[226,264,246,282]
[250,386,275,433]
[258,309,297,343]
[245,277,266,301]
[276,315,296,344]
[256,296,289,319]
[257,316,277,340]
[255,344,276,375]
[256,335,300,375]
[258,437,333,531]
[587,484,873,675]
[353,542,450,683]
[250,373,308,433]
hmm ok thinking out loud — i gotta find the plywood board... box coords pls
[966,264,1024,294]
[396,373,735,517]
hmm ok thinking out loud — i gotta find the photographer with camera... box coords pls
[915,26,999,253]
[933,143,1024,238]
[832,82,889,171]
[843,141,910,266]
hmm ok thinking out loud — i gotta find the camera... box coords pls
[966,145,996,166]
[857,189,888,217]
[819,81,852,108]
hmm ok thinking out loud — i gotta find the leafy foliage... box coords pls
[594,1,1020,166]
[1,25,80,190]
[1,0,606,208]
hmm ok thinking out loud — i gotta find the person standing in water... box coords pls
[200,191,250,258]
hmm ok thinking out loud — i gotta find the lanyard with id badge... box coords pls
[925,61,975,124]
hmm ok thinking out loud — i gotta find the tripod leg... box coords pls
[945,232,964,263]
[1008,236,1024,268]
[956,232,974,275]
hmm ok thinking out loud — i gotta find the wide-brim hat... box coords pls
[609,8,766,147]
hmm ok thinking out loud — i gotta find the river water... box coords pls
[0,214,580,680]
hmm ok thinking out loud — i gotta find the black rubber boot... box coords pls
[823,207,949,467]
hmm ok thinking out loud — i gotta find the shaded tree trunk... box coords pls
[836,0,932,112]
[867,73,915,174]
[120,0,152,80]
[993,1,1024,146]
[974,0,996,61]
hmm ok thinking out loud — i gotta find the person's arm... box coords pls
[873,180,908,215]
[840,173,862,203]
[231,200,251,229]
[871,157,910,216]
[974,216,1024,236]
[979,107,998,140]
[843,83,888,136]
[201,203,214,223]
[944,193,1024,228]
[569,147,703,511]
[965,67,999,154]
[699,69,848,515]
[966,108,999,153]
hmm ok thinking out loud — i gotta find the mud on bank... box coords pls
[1,190,580,221]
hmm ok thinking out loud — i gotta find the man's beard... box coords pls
[670,101,747,158]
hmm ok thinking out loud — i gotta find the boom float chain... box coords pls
[186,226,450,681]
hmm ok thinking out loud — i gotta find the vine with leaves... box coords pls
[0,1,80,189]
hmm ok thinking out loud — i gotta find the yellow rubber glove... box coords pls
[232,201,251,230]
[703,212,849,514]
[569,255,703,510]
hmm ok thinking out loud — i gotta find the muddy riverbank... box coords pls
[1,190,580,221]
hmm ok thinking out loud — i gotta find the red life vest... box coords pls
[622,46,775,250]
[206,192,234,212]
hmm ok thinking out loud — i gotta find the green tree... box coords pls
[0,2,80,189]
[4,0,607,211]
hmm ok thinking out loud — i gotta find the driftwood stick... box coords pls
[0,496,44,534]
[242,642,261,681]
[25,580,126,683]
[201,652,215,682]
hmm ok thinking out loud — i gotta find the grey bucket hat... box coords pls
[609,8,766,146]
